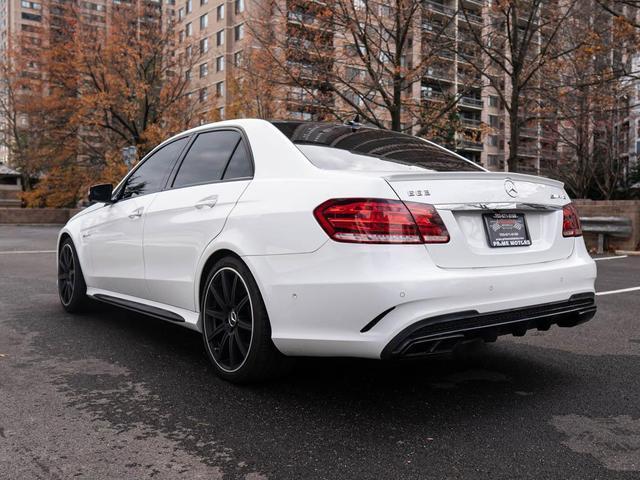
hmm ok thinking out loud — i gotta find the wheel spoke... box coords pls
[205,308,226,321]
[228,333,237,366]
[230,274,238,302]
[236,294,249,312]
[209,283,226,308]
[237,316,251,331]
[207,323,226,341]
[234,333,247,356]
[221,270,232,305]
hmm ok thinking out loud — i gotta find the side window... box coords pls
[122,137,188,199]
[222,139,253,180]
[173,130,241,188]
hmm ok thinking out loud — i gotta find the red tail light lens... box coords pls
[562,203,582,237]
[404,201,450,243]
[313,198,449,244]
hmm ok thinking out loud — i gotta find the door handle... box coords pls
[128,207,144,219]
[195,195,218,209]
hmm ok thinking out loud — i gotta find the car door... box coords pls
[83,136,189,298]
[143,129,253,310]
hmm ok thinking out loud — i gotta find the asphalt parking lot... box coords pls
[1,225,639,479]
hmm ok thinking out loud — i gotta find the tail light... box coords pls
[562,203,582,237]
[313,198,449,244]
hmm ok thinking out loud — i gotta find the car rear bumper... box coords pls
[244,239,597,359]
[380,293,596,359]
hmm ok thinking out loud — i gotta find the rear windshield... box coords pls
[272,121,483,172]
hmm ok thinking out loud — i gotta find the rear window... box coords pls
[272,121,483,172]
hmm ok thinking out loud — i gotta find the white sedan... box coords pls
[57,119,597,382]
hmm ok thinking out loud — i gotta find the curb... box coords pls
[615,250,640,256]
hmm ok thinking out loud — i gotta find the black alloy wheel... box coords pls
[58,243,76,306]
[203,267,254,372]
[57,238,88,312]
[201,256,293,383]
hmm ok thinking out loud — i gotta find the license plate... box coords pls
[482,213,531,248]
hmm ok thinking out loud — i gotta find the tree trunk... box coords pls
[508,89,520,172]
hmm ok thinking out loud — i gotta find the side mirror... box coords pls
[88,183,114,204]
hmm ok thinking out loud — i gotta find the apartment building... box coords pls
[176,0,248,123]
[0,0,176,166]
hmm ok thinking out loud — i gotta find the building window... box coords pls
[234,50,243,66]
[234,0,244,14]
[234,23,244,41]
[178,7,185,19]
[186,0,192,13]
[217,4,224,20]
[200,37,209,54]
[215,81,224,97]
[487,154,502,167]
[489,114,499,128]
[21,12,42,21]
[186,45,193,57]
[21,1,41,9]
[216,55,225,72]
[185,69,191,80]
[489,95,499,108]
[200,13,208,29]
[199,62,208,77]
[218,106,225,119]
[186,22,192,36]
[199,87,208,102]
[179,30,185,42]
[200,0,207,4]
[216,29,224,46]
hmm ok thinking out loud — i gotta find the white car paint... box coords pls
[58,119,597,358]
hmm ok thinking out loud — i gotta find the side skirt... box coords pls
[93,293,186,323]
[86,288,201,330]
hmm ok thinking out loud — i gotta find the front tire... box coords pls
[58,238,88,313]
[201,256,291,383]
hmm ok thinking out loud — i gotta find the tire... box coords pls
[58,238,88,313]
[201,256,292,383]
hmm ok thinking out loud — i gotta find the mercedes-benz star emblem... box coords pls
[504,179,518,198]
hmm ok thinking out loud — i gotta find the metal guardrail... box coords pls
[581,216,632,254]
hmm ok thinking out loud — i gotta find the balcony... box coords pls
[540,149,558,160]
[424,66,454,82]
[462,11,483,25]
[459,96,483,108]
[460,117,482,129]
[457,140,484,151]
[422,90,446,102]
[519,127,538,138]
[517,147,539,157]
[422,22,455,38]
[423,1,456,16]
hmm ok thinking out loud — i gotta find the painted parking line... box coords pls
[0,250,56,255]
[596,286,640,297]
[594,255,628,262]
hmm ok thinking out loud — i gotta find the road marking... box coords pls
[0,250,56,254]
[594,255,628,262]
[596,286,640,296]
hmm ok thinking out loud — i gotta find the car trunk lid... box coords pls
[385,172,574,268]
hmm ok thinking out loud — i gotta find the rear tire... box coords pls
[201,256,292,383]
[58,238,88,313]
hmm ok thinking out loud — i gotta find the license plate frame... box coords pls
[482,212,532,248]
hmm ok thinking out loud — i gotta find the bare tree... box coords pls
[459,0,581,171]
[246,0,473,138]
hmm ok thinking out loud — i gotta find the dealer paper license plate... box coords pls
[482,213,532,248]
